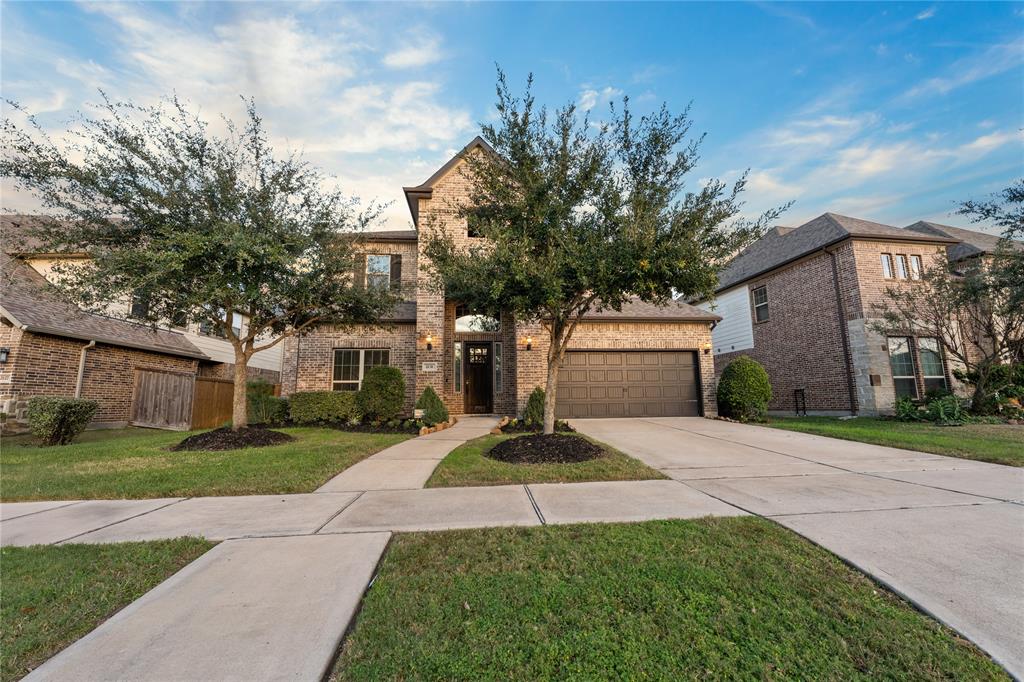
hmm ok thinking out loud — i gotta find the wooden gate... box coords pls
[130,369,196,430]
[191,377,234,429]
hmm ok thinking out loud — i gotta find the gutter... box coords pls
[75,340,96,398]
[825,247,859,415]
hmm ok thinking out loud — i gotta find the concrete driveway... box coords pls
[573,417,1024,678]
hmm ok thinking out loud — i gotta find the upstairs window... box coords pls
[366,255,391,289]
[333,349,391,391]
[888,337,917,398]
[129,292,149,321]
[909,255,923,280]
[752,286,769,323]
[895,255,909,280]
[467,214,485,238]
[918,337,947,394]
[880,253,894,279]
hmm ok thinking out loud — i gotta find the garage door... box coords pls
[555,351,700,418]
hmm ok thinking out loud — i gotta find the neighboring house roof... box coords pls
[0,256,208,360]
[715,212,958,293]
[362,229,419,242]
[1,214,87,257]
[583,297,720,322]
[403,136,497,227]
[904,221,1023,261]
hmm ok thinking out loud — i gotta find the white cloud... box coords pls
[903,40,1024,99]
[383,32,443,69]
[577,86,622,112]
[916,6,936,20]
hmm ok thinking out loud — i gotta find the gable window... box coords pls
[455,304,501,333]
[752,286,769,323]
[880,254,894,279]
[332,349,391,391]
[909,255,922,281]
[895,255,909,280]
[366,255,391,289]
[918,337,947,394]
[887,337,917,398]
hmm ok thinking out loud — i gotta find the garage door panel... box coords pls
[558,350,700,418]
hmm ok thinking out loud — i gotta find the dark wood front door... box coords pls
[464,342,493,414]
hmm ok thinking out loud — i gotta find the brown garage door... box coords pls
[555,351,700,418]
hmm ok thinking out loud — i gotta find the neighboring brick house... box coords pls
[282,137,721,419]
[696,212,965,416]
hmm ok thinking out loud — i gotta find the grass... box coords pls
[1,427,410,501]
[766,417,1024,467]
[1,538,214,682]
[333,518,1006,680]
[424,433,664,488]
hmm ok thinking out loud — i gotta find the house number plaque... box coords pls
[422,362,439,372]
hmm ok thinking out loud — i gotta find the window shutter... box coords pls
[390,255,402,291]
[354,254,366,288]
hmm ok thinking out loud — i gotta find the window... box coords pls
[332,349,391,391]
[752,286,769,323]
[918,337,947,394]
[466,213,484,238]
[453,342,463,393]
[909,255,922,281]
[895,255,909,280]
[880,253,894,279]
[230,312,243,338]
[888,337,917,398]
[454,304,501,332]
[129,292,149,320]
[493,342,503,393]
[366,255,391,289]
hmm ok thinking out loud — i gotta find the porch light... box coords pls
[0,347,8,363]
[702,342,712,355]
[425,334,433,351]
[525,336,533,351]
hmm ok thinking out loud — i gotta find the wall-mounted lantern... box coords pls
[525,336,533,351]
[702,342,712,355]
[425,333,433,351]
[0,347,9,363]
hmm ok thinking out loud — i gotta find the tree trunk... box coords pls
[231,350,249,431]
[543,351,560,435]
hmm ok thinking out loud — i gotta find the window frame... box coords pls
[917,337,947,394]
[453,341,463,393]
[880,253,894,279]
[909,255,922,281]
[365,255,392,290]
[895,254,909,280]
[751,286,769,323]
[887,336,918,399]
[332,348,391,392]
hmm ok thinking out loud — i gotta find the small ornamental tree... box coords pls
[421,70,787,433]
[2,96,397,430]
[871,180,1024,412]
[716,356,772,422]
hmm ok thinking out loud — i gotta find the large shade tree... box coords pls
[421,72,787,433]
[871,180,1024,412]
[2,96,396,429]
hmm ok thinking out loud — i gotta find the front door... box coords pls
[464,342,493,414]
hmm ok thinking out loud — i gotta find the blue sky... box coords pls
[2,1,1022,232]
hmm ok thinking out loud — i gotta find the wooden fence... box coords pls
[191,377,235,429]
[130,369,195,431]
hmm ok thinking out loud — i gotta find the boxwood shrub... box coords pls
[524,386,545,426]
[26,396,99,446]
[716,355,772,422]
[289,391,358,424]
[415,386,449,426]
[357,366,406,421]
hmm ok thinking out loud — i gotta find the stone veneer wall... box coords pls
[0,319,198,428]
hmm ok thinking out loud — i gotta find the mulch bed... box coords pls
[486,434,603,464]
[501,421,575,434]
[327,422,422,435]
[170,427,295,451]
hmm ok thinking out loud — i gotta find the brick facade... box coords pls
[0,319,198,429]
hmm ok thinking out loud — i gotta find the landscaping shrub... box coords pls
[356,366,405,422]
[925,394,967,425]
[416,386,448,426]
[289,391,358,424]
[524,387,545,426]
[247,379,288,424]
[894,395,922,422]
[26,396,99,446]
[717,356,772,422]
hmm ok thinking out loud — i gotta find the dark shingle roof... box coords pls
[0,257,207,359]
[1,214,86,256]
[583,297,719,322]
[904,221,1023,261]
[385,302,417,322]
[363,229,418,242]
[715,212,958,292]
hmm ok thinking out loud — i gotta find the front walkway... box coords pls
[573,417,1024,679]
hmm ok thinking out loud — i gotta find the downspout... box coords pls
[75,340,96,398]
[825,248,859,415]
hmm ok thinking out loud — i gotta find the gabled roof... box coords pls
[402,136,497,227]
[0,256,208,360]
[583,297,720,322]
[715,212,958,293]
[904,221,1023,262]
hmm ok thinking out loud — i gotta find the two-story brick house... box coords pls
[282,137,721,419]
[697,212,964,416]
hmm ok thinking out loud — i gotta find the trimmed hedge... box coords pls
[27,396,99,446]
[717,355,772,422]
[416,386,449,426]
[357,366,406,421]
[289,391,358,424]
[247,379,288,424]
[524,386,545,426]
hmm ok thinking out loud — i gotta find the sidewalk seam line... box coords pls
[314,492,364,534]
[523,485,545,525]
[55,497,191,545]
[1,499,85,522]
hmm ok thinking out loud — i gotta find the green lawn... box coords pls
[767,417,1024,467]
[424,433,664,488]
[333,518,1006,680]
[1,427,410,501]
[1,538,214,682]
